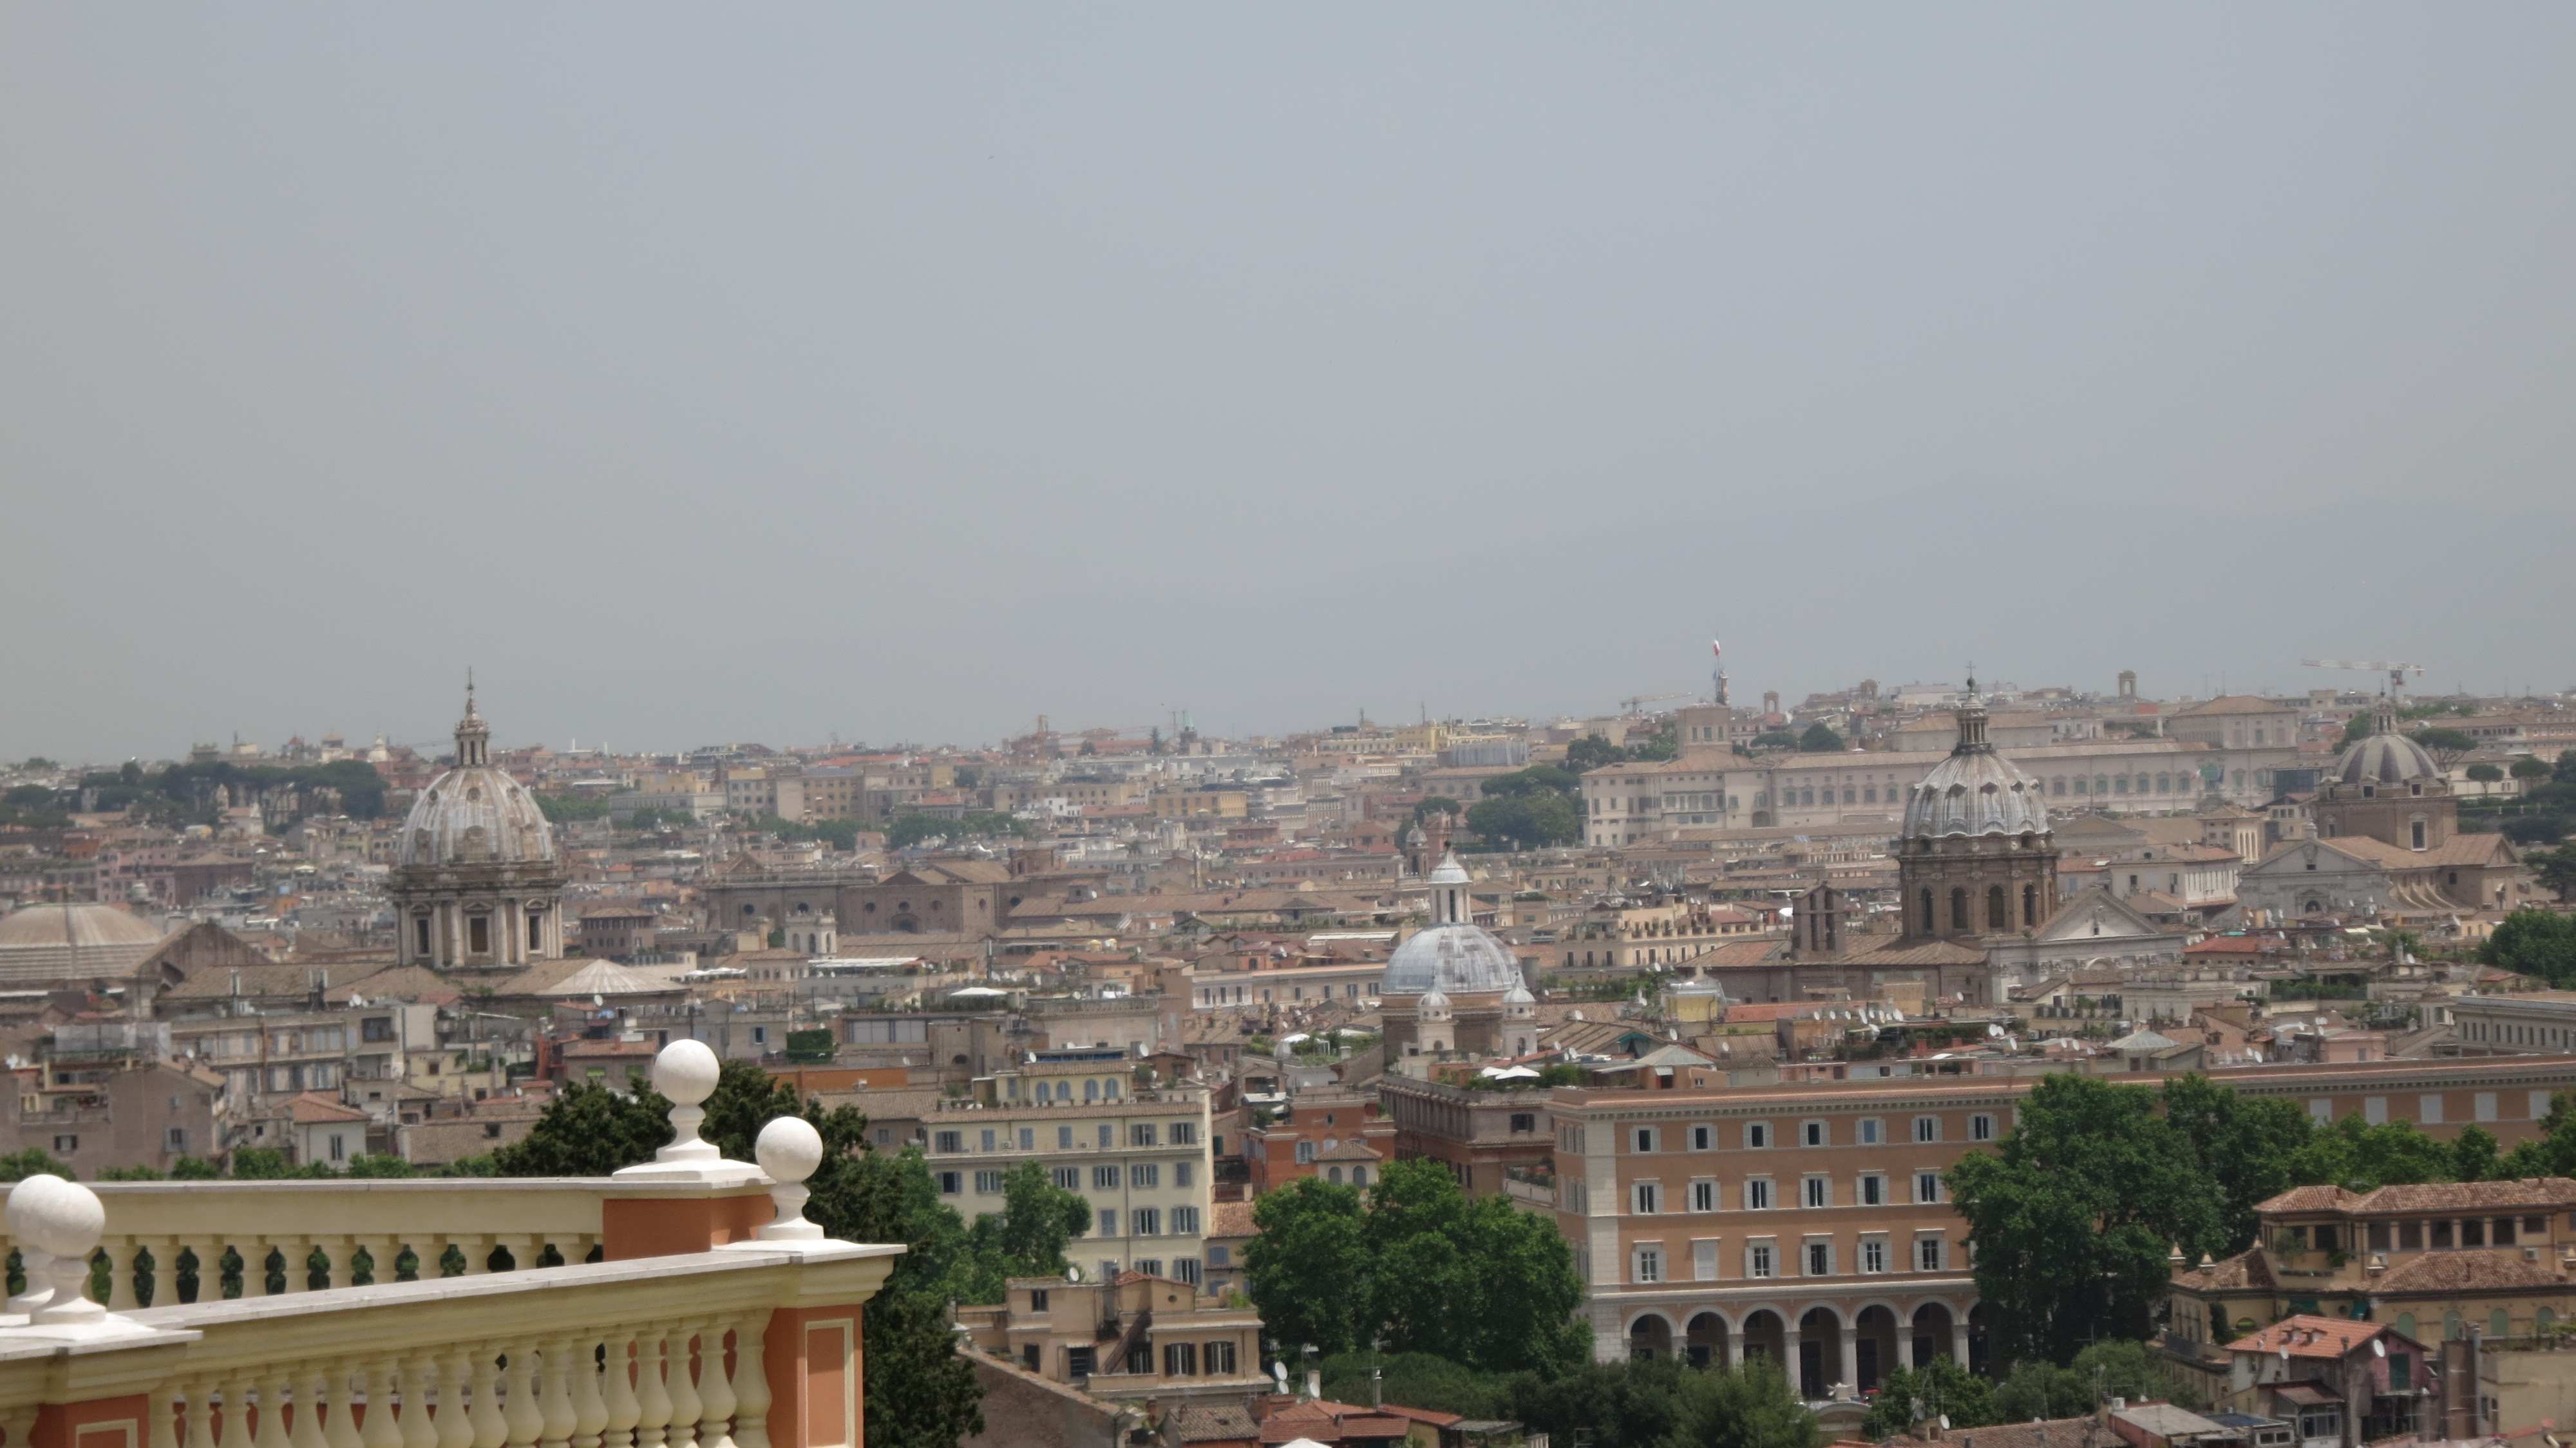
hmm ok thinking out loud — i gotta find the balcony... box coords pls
[1504,1165,1558,1208]
[0,1040,903,1448]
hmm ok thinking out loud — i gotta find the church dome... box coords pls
[397,691,556,869]
[1901,692,2048,840]
[1384,925,1524,995]
[2330,730,2439,786]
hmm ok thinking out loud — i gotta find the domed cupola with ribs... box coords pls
[389,685,569,970]
[1897,675,2061,944]
[2315,696,2458,852]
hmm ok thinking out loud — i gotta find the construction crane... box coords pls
[1620,691,1691,713]
[2301,659,2427,703]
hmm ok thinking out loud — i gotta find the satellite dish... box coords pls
[1066,1265,1083,1282]
[2374,1340,2387,1357]
[1939,1417,1951,1431]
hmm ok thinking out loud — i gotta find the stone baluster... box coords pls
[435,1351,479,1448]
[218,1375,256,1448]
[399,1355,442,1448]
[323,1364,365,1448]
[325,1237,356,1291]
[537,1338,578,1448]
[284,1238,318,1294]
[694,1325,736,1448]
[465,1353,507,1448]
[663,1324,703,1448]
[355,1237,399,1287]
[726,1315,770,1448]
[632,1327,672,1448]
[252,1371,294,1448]
[107,1237,142,1311]
[149,1384,180,1448]
[502,1346,544,1448]
[289,1367,330,1448]
[599,1331,641,1448]
[457,1237,494,1277]
[571,1334,609,1448]
[181,1382,217,1448]
[2,1408,39,1448]
[361,1358,406,1448]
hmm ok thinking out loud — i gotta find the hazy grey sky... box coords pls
[5,6,2570,762]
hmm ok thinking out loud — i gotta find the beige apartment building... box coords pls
[956,1270,1266,1398]
[927,1053,1217,1287]
[1535,1056,2576,1392]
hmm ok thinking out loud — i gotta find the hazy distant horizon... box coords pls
[6,6,2570,762]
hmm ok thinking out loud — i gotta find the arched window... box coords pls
[2074,777,2087,795]
[1328,1166,1343,1184]
[1986,886,2007,929]
[2492,1309,2511,1338]
[2052,776,2067,795]
[2114,776,2129,794]
[1920,890,1936,932]
[1949,888,1969,931]
[2023,883,2039,927]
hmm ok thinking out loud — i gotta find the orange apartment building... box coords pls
[1247,1088,1396,1194]
[1533,1055,2576,1395]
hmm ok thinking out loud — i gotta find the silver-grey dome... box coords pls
[2330,731,2439,786]
[1384,923,1525,996]
[396,693,556,868]
[1901,700,2049,839]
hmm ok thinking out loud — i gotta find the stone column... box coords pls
[1782,1327,1803,1395]
[634,1326,673,1448]
[694,1325,736,1448]
[107,1237,141,1311]
[1951,1323,1971,1367]
[663,1323,703,1448]
[538,1338,578,1448]
[1724,1328,1745,1371]
[601,1331,641,1448]
[572,1334,611,1448]
[1839,1328,1859,1399]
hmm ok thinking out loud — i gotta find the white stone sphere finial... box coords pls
[753,1116,826,1241]
[652,1039,723,1164]
[17,1174,108,1325]
[3,1175,66,1315]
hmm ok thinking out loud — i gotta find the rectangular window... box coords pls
[1134,1208,1161,1236]
[1052,1166,1082,1191]
[1058,1126,1075,1149]
[934,1130,963,1153]
[1029,1289,1049,1312]
[1634,1182,1662,1215]
[1748,1243,1775,1279]
[974,1170,1004,1194]
[1294,1140,1316,1165]
[1861,1173,1886,1206]
[1970,1114,1996,1141]
[1131,1163,1159,1188]
[1513,1112,1539,1134]
[1169,1121,1198,1145]
[980,1129,996,1152]
[936,1171,962,1194]
[1173,1257,1201,1286]
[2399,1221,2423,1250]
[1204,1340,1236,1374]
[1918,1237,1945,1272]
[1691,1179,1717,1213]
[1634,1246,1663,1283]
[1806,1241,1830,1276]
[2420,1095,2445,1125]
[1133,1123,1160,1147]
[2477,1092,2499,1123]
[1094,1165,1121,1190]
[1803,1121,1828,1147]
[1863,1239,1888,1273]
[1747,1123,1770,1148]
[2367,1222,2391,1252]
[1690,1124,1712,1150]
[2365,1097,2389,1125]
[1694,1239,1719,1281]
[1099,1124,1115,1148]
[1018,1128,1034,1150]
[1858,1118,1882,1145]
[1913,1116,1940,1143]
[1097,1210,1117,1236]
[1634,1127,1657,1153]
[1747,1179,1773,1210]
[2309,1098,2333,1124]
[1164,1342,1196,1377]
[1916,1172,1942,1205]
[1174,1162,1194,1187]
[1803,1176,1830,1208]
[1171,1206,1200,1235]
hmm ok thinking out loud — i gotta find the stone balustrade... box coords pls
[0,1044,901,1448]
[0,1178,790,1309]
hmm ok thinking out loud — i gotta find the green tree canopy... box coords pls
[1481,765,1581,798]
[1947,1074,2227,1365]
[1246,1159,1586,1375]
[1662,1360,1821,1448]
[2521,846,2576,904]
[490,1080,674,1175]
[1564,735,1627,772]
[1414,796,1463,826]
[2467,763,2505,783]
[2512,757,2553,781]
[1466,792,1582,850]
[2160,1072,2313,1253]
[1750,730,1801,751]
[885,810,1029,849]
[1797,723,1844,753]
[2284,1116,2456,1192]
[2478,910,2576,987]
[1862,1357,1993,1438]
[2409,728,2478,768]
